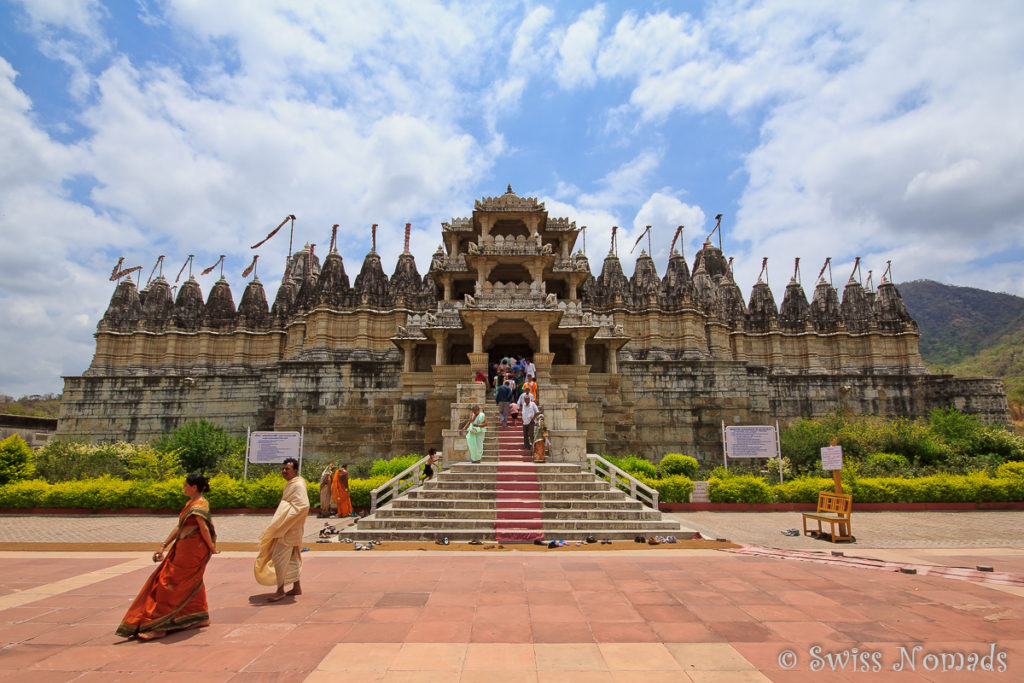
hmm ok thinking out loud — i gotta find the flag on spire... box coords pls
[669,225,684,256]
[201,255,225,276]
[242,254,259,278]
[630,225,651,254]
[251,215,295,249]
[175,255,194,283]
[329,224,339,253]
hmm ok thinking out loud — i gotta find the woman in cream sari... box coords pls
[462,404,487,463]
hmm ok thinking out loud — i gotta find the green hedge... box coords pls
[0,474,386,511]
[660,454,699,478]
[708,474,773,503]
[706,472,1024,504]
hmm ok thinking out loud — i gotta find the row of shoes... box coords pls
[318,523,340,538]
[435,537,450,545]
[353,540,383,551]
[634,535,679,545]
[781,528,800,536]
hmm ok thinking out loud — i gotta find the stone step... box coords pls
[405,489,631,501]
[344,529,686,542]
[373,507,664,521]
[429,473,594,483]
[446,463,579,473]
[390,498,646,511]
[354,517,680,531]
[423,482,614,492]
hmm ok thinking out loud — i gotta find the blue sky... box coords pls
[2,0,1023,397]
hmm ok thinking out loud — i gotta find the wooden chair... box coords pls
[801,492,853,542]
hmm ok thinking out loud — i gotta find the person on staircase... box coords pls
[420,448,440,483]
[522,374,538,403]
[462,404,487,463]
[495,380,514,427]
[518,392,539,451]
[532,412,549,463]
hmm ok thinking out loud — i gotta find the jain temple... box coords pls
[58,187,1008,463]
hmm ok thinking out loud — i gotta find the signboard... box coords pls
[724,425,777,459]
[248,431,301,464]
[820,445,844,471]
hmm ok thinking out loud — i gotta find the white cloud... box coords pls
[555,5,604,89]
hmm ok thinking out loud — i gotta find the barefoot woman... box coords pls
[116,473,218,640]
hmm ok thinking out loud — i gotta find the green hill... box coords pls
[899,280,1024,406]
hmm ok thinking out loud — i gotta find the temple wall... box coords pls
[58,374,262,444]
[264,360,407,461]
[90,330,284,373]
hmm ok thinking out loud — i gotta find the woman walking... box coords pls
[462,404,487,463]
[116,473,218,640]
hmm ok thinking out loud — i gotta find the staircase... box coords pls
[351,404,683,542]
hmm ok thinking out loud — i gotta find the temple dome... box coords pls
[810,278,843,332]
[778,278,810,332]
[745,280,779,332]
[101,279,142,330]
[238,278,270,328]
[202,278,236,328]
[173,277,204,330]
[141,276,174,330]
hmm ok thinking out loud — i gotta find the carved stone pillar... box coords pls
[435,332,447,365]
[573,332,587,365]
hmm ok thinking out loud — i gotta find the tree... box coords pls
[156,419,244,474]
[0,434,35,485]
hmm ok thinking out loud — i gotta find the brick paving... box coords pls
[668,510,1024,549]
[1,511,1023,680]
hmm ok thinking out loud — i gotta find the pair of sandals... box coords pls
[434,537,450,545]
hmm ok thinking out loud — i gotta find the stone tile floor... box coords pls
[1,512,1023,681]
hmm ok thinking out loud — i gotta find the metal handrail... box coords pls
[586,454,660,509]
[369,455,429,514]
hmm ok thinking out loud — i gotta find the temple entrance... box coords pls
[484,320,537,368]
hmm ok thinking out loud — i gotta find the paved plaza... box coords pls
[1,511,1023,681]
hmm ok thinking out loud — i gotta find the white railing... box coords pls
[586,454,660,509]
[370,456,429,513]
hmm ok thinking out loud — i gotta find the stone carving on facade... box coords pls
[474,185,545,212]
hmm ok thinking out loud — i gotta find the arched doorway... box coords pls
[484,319,538,365]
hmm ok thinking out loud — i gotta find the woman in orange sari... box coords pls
[116,473,218,640]
[332,464,353,517]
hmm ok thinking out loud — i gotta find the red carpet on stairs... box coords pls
[494,424,544,542]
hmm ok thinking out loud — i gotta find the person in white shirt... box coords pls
[517,392,539,450]
[524,358,536,379]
